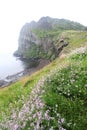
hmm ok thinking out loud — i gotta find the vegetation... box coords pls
[0,67,50,120]
[0,30,87,129]
[32,29,48,39]
[23,43,46,59]
[17,17,87,61]
[60,30,87,53]
[43,52,87,130]
[32,30,87,60]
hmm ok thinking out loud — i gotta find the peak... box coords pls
[39,16,52,21]
[37,16,52,30]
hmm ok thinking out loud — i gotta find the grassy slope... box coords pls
[43,52,87,130]
[60,30,87,53]
[0,30,87,129]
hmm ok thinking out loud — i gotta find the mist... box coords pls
[0,0,87,54]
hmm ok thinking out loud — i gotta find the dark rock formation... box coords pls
[0,80,8,87]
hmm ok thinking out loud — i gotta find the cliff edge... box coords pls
[14,17,86,63]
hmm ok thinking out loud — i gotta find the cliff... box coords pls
[14,17,86,63]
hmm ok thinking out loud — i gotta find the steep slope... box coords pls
[0,46,87,130]
[0,30,87,130]
[14,17,86,63]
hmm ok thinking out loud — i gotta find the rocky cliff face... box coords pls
[14,17,86,62]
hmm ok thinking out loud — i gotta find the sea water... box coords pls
[0,52,25,79]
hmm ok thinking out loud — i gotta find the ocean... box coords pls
[0,52,25,79]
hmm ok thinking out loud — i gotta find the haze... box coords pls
[0,0,87,53]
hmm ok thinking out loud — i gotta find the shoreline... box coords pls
[0,59,50,88]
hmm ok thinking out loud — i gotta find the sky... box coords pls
[0,0,87,53]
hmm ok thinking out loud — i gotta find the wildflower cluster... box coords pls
[0,77,46,130]
[0,50,87,130]
[43,52,87,130]
[0,76,65,130]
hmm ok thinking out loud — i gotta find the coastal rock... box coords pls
[14,17,86,62]
[0,80,8,87]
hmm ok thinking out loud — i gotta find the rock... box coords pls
[13,50,23,57]
[14,16,85,62]
[0,80,8,87]
[59,39,64,43]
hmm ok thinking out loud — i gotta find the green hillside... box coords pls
[0,30,87,130]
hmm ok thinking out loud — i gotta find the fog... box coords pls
[0,0,87,54]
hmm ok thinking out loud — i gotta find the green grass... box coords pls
[32,29,48,39]
[60,30,87,54]
[23,43,46,59]
[0,57,60,121]
[0,30,87,129]
[43,52,87,130]
[0,79,35,120]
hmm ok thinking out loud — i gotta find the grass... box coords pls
[43,52,87,130]
[0,30,87,129]
[32,29,48,39]
[60,30,87,54]
[0,57,59,120]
